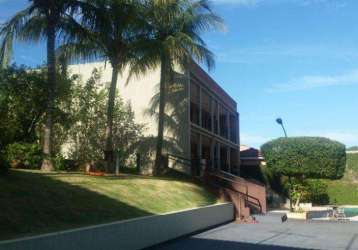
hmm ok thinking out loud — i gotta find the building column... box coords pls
[217,142,221,171]
[226,110,230,140]
[210,139,215,170]
[211,98,214,133]
[237,113,240,173]
[217,103,220,136]
[199,86,202,127]
[199,134,202,160]
[227,146,231,173]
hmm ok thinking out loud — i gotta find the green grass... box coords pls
[324,180,358,205]
[323,153,358,205]
[0,169,218,240]
[346,153,358,174]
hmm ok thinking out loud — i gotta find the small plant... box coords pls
[5,143,43,169]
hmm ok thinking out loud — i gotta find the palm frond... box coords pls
[56,40,105,65]
[0,6,34,68]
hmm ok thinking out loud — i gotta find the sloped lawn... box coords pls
[324,153,358,205]
[0,169,218,240]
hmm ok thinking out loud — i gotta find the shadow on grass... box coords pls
[0,170,152,241]
[149,237,317,250]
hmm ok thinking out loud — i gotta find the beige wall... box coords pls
[68,62,191,168]
[69,62,160,136]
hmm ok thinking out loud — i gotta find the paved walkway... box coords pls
[150,213,358,250]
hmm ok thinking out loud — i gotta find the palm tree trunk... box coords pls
[104,65,119,173]
[153,56,168,176]
[41,23,56,171]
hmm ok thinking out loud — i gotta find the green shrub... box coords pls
[261,137,346,179]
[53,154,66,171]
[5,143,42,169]
[347,153,358,172]
[282,178,329,205]
[306,180,329,205]
[53,155,79,171]
[0,152,9,175]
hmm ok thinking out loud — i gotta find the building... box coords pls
[69,61,266,217]
[69,61,240,175]
[240,145,265,183]
[240,145,264,168]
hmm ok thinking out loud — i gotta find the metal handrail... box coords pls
[208,171,263,213]
[167,153,262,213]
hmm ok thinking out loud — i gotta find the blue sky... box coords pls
[1,0,358,148]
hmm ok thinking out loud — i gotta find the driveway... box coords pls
[150,212,358,250]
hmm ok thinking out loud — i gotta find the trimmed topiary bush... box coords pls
[261,137,346,209]
[5,143,43,169]
[261,137,346,180]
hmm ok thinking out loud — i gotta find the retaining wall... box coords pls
[0,203,234,250]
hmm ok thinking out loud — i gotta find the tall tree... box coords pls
[131,0,223,175]
[0,0,84,171]
[58,0,147,171]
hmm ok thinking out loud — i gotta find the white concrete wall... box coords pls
[0,203,234,250]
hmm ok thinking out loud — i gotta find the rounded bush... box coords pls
[261,137,346,179]
[5,143,43,169]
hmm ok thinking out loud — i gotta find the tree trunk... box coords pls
[104,65,119,173]
[41,24,56,171]
[153,56,169,176]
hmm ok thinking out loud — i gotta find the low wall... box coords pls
[0,203,234,250]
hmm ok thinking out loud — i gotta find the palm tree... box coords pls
[0,0,84,171]
[131,0,224,175]
[57,0,148,172]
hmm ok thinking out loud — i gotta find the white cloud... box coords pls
[268,69,358,92]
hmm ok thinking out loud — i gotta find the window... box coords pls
[190,82,200,125]
[219,105,228,139]
[201,136,212,168]
[230,114,237,143]
[220,145,229,172]
[201,90,212,131]
[230,148,239,175]
[213,100,218,134]
[213,142,219,169]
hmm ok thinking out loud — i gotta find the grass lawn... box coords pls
[0,169,218,240]
[324,180,358,205]
[324,153,358,205]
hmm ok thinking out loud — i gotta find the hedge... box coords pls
[261,137,346,179]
